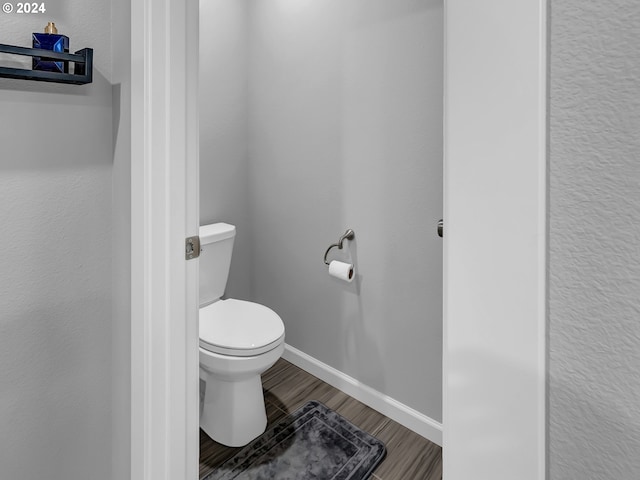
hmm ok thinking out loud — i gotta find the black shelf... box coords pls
[0,44,93,85]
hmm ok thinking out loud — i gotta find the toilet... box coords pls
[198,222,285,447]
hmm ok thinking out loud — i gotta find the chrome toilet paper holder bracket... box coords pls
[323,229,355,265]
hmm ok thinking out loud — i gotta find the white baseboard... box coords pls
[282,343,443,446]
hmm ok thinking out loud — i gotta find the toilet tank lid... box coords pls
[199,223,236,244]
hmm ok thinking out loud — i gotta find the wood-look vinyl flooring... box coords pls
[200,358,442,480]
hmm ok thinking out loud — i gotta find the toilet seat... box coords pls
[199,299,285,357]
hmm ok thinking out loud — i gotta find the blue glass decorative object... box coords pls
[32,22,69,73]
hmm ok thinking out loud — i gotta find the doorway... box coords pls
[129,0,547,478]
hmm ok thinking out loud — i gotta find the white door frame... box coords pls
[130,0,547,478]
[130,0,200,479]
[443,0,547,479]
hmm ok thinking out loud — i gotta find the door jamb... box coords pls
[130,0,200,478]
[443,0,547,478]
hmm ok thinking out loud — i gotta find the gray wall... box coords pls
[199,0,252,300]
[200,0,443,421]
[0,7,114,480]
[111,0,131,477]
[549,0,640,478]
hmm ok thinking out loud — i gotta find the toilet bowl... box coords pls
[198,223,286,447]
[199,298,285,446]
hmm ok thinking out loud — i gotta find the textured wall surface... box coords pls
[111,0,131,477]
[549,1,640,478]
[0,5,113,480]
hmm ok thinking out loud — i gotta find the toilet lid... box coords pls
[199,299,285,356]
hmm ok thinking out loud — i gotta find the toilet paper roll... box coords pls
[328,260,354,283]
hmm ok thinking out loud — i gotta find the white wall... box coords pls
[549,0,640,477]
[0,6,113,480]
[243,0,442,421]
[199,0,252,300]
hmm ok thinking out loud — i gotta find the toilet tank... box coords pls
[199,223,236,307]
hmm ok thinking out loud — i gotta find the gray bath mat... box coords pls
[203,400,386,480]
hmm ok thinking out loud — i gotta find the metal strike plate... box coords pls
[185,236,201,260]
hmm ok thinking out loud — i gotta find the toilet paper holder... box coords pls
[323,229,355,265]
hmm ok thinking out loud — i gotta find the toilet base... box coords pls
[199,342,284,447]
[200,373,267,447]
